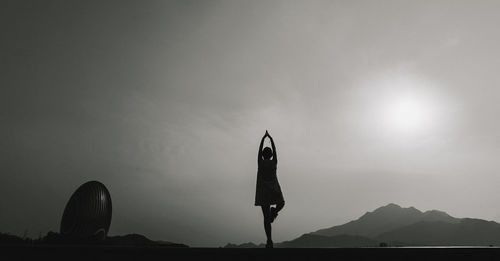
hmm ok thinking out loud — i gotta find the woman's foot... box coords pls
[266,239,273,248]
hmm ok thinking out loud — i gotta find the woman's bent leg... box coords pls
[276,201,285,213]
[270,201,285,222]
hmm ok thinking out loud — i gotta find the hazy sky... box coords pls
[2,0,500,247]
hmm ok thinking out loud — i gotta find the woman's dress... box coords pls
[255,159,284,206]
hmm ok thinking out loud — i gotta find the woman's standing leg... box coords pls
[261,205,273,247]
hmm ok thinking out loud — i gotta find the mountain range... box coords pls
[0,232,188,247]
[225,203,500,247]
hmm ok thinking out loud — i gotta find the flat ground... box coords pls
[2,246,500,260]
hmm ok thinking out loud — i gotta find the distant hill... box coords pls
[312,203,460,238]
[278,234,378,248]
[377,218,500,246]
[226,203,500,248]
[0,232,28,245]
[0,231,188,247]
[225,234,377,248]
[224,242,263,248]
[105,234,188,247]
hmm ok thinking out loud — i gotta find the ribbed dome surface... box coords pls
[60,181,112,240]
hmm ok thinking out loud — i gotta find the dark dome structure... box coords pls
[60,181,112,240]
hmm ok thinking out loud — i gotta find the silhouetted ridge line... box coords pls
[226,203,500,248]
[312,203,459,238]
[0,231,188,247]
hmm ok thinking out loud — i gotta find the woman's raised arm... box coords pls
[269,135,277,163]
[258,133,266,162]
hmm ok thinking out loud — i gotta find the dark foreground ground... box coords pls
[3,246,500,261]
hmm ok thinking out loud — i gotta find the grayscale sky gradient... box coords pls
[2,0,500,247]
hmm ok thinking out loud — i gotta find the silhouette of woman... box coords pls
[255,130,285,248]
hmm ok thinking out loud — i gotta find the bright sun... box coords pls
[360,71,445,138]
[381,94,433,134]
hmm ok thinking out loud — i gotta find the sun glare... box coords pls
[381,94,433,134]
[358,70,447,138]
